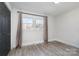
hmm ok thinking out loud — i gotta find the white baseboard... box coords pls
[48,38,79,48]
[48,39,57,42]
[55,39,79,48]
[22,40,44,47]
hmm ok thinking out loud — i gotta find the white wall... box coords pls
[11,8,55,49]
[48,15,56,42]
[55,8,79,48]
[11,9,19,49]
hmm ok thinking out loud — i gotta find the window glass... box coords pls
[22,14,43,31]
[22,17,33,30]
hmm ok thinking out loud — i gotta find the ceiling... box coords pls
[9,2,79,16]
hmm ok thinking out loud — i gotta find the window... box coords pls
[22,15,43,31]
[35,19,43,29]
[22,17,33,30]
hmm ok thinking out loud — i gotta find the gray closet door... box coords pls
[0,2,10,56]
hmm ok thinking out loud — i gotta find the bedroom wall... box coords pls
[55,8,79,48]
[11,7,79,49]
[11,8,55,49]
[48,15,56,42]
[11,8,19,49]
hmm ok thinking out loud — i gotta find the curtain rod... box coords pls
[17,11,47,17]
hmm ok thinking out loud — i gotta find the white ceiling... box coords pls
[9,2,79,16]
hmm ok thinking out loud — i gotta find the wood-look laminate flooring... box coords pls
[8,41,79,56]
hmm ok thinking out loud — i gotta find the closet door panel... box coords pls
[0,2,10,56]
